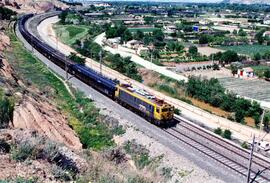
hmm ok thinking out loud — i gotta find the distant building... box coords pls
[237,67,255,78]
[263,19,270,25]
[125,40,142,49]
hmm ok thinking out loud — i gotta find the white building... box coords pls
[237,67,255,78]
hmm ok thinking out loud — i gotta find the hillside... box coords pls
[222,0,270,4]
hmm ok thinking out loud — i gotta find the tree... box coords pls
[68,52,85,65]
[220,50,239,65]
[222,129,232,139]
[59,11,68,24]
[0,7,17,20]
[144,16,154,24]
[135,30,144,40]
[255,29,266,45]
[233,29,238,36]
[122,29,133,43]
[213,63,220,70]
[253,53,262,61]
[235,109,245,123]
[238,28,247,37]
[264,115,270,130]
[199,34,210,45]
[264,69,270,78]
[0,93,14,129]
[253,113,261,127]
[230,64,238,76]
[188,46,198,56]
[214,128,223,135]
[152,29,164,42]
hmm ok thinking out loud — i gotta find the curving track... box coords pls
[18,13,270,183]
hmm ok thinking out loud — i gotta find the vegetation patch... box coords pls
[124,140,163,170]
[53,24,89,45]
[217,45,270,56]
[0,88,14,129]
[5,30,124,150]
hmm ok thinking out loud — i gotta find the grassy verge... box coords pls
[53,24,89,46]
[5,29,123,150]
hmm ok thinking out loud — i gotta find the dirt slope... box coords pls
[0,26,81,150]
[1,0,69,13]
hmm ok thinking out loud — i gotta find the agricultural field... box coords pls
[218,77,270,102]
[217,45,270,56]
[128,27,160,33]
[53,24,89,45]
[251,65,270,78]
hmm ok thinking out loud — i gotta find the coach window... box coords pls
[156,108,160,113]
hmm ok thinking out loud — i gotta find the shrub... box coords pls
[174,108,181,115]
[161,167,173,179]
[241,142,249,149]
[51,164,73,181]
[214,128,223,135]
[222,129,232,140]
[0,91,14,129]
[11,141,35,161]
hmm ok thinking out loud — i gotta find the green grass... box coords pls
[217,45,270,56]
[53,24,89,46]
[128,27,160,33]
[5,29,122,150]
[251,65,270,78]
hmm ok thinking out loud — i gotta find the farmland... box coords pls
[218,77,270,102]
[217,45,270,56]
[53,24,89,45]
[128,27,160,33]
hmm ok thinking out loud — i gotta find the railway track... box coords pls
[19,13,270,182]
[167,116,270,183]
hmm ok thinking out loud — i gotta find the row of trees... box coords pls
[186,77,263,125]
[106,54,142,82]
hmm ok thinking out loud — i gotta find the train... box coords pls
[18,13,174,126]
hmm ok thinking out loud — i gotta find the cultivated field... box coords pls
[218,77,270,102]
[217,45,270,56]
[53,24,89,45]
[128,27,160,33]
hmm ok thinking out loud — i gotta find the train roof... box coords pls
[72,64,118,90]
[119,84,172,107]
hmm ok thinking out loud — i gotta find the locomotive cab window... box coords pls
[162,108,169,112]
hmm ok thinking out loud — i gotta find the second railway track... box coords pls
[167,116,270,183]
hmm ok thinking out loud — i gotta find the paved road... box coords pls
[95,32,188,82]
[16,16,245,183]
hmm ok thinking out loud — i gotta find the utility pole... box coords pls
[260,109,265,132]
[247,134,255,183]
[65,55,68,81]
[99,50,102,75]
[30,34,33,53]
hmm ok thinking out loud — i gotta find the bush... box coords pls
[174,108,181,115]
[222,129,232,140]
[0,90,14,129]
[241,141,249,149]
[161,167,173,179]
[214,128,223,135]
[11,141,35,161]
[51,164,73,181]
